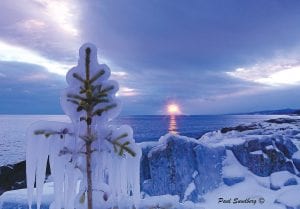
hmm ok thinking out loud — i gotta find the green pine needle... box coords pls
[67,94,86,101]
[101,86,114,94]
[107,133,136,157]
[73,73,85,83]
[90,70,105,83]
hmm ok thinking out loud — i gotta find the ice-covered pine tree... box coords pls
[26,43,141,209]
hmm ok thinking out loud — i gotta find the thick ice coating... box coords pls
[26,43,141,209]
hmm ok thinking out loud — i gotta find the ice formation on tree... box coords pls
[26,43,141,209]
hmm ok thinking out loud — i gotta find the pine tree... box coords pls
[26,43,141,209]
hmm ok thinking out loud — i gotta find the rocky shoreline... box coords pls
[1,117,300,208]
[0,160,51,196]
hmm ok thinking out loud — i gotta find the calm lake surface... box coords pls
[0,114,284,166]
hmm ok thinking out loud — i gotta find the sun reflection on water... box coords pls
[168,115,178,134]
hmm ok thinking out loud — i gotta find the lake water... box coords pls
[0,114,283,166]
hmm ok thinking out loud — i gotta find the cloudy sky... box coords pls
[1,0,300,115]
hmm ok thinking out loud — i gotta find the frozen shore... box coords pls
[1,117,300,208]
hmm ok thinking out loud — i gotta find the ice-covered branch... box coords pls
[34,128,72,139]
[107,133,136,157]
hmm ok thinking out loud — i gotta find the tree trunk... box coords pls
[86,139,93,209]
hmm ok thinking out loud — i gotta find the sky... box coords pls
[1,0,300,115]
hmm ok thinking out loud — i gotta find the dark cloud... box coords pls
[0,61,66,114]
[81,0,300,72]
[1,1,300,114]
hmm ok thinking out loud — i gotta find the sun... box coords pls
[167,103,181,115]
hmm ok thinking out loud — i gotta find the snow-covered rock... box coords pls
[202,118,300,177]
[141,134,225,202]
[270,171,298,190]
[292,151,300,171]
[142,135,200,201]
[139,117,300,204]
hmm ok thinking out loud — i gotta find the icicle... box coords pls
[124,145,142,208]
[26,133,38,209]
[35,136,50,209]
[132,147,142,207]
[49,135,65,209]
[122,159,128,196]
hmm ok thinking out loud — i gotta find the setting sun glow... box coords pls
[167,104,181,115]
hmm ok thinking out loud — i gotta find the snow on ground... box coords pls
[198,151,297,209]
[270,171,298,190]
[275,185,300,208]
[0,182,54,209]
[222,150,246,180]
[200,176,284,209]
[0,183,201,209]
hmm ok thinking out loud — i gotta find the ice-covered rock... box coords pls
[201,118,300,177]
[141,134,225,202]
[292,151,300,172]
[139,141,157,189]
[274,136,298,159]
[142,135,199,201]
[194,143,225,196]
[228,138,297,176]
[139,117,300,203]
[223,176,245,186]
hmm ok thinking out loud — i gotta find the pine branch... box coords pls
[92,104,117,116]
[77,106,84,112]
[107,133,136,157]
[67,94,86,101]
[114,133,128,141]
[91,98,110,107]
[114,140,136,157]
[73,73,85,83]
[34,128,71,139]
[101,86,114,94]
[59,147,73,156]
[67,99,80,105]
[95,92,108,98]
[80,87,86,94]
[103,103,117,111]
[92,84,102,92]
[90,70,105,83]
[79,134,96,143]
